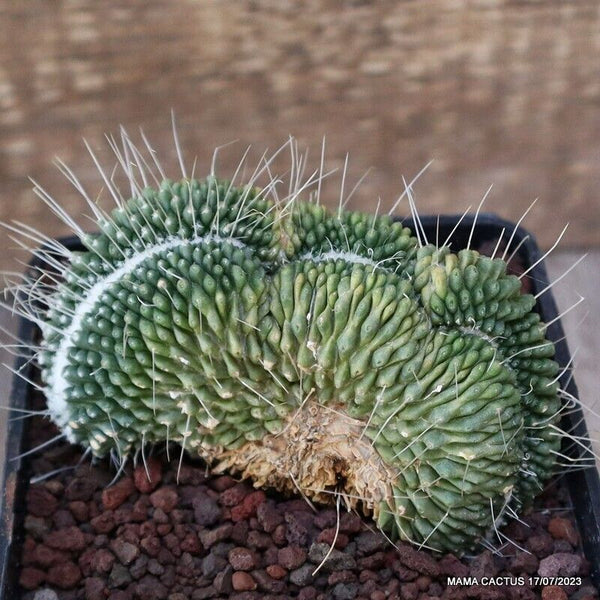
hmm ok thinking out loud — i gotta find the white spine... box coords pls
[47,233,246,437]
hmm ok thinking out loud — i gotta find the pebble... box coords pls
[272,523,287,546]
[180,532,202,554]
[318,528,349,549]
[266,564,287,579]
[329,570,356,584]
[220,483,250,507]
[191,586,216,599]
[213,540,235,558]
[130,555,148,579]
[339,512,362,534]
[285,511,311,546]
[554,539,573,553]
[393,564,418,582]
[277,545,307,569]
[65,477,97,502]
[32,590,59,600]
[109,563,133,588]
[298,587,318,600]
[503,520,531,542]
[148,558,164,576]
[32,544,65,568]
[252,568,286,592]
[571,586,599,600]
[290,564,316,586]
[52,509,75,529]
[153,507,169,524]
[101,478,135,510]
[44,526,86,551]
[396,544,440,577]
[308,543,356,571]
[84,576,106,600]
[469,551,499,579]
[257,501,284,532]
[199,522,232,548]
[46,561,82,589]
[24,516,50,540]
[284,498,314,513]
[246,530,271,549]
[508,552,539,574]
[548,517,579,546]
[175,464,206,486]
[438,553,469,578]
[108,591,131,600]
[202,553,227,578]
[332,582,359,600]
[231,520,249,544]
[400,581,419,600]
[357,551,386,570]
[27,487,58,518]
[232,571,257,591]
[111,539,140,565]
[538,553,583,577]
[91,510,116,534]
[228,546,260,571]
[134,458,163,493]
[19,567,46,590]
[49,478,69,500]
[161,564,176,587]
[157,547,175,565]
[527,533,555,558]
[231,490,266,522]
[114,506,133,525]
[359,570,377,583]
[214,565,234,594]
[93,534,108,548]
[93,548,116,574]
[210,475,237,492]
[355,531,387,555]
[542,586,568,600]
[68,501,89,522]
[314,509,337,529]
[135,574,168,599]
[193,492,222,526]
[150,488,179,513]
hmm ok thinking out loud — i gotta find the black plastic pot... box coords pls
[1,213,599,598]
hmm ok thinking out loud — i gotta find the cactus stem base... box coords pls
[212,401,397,517]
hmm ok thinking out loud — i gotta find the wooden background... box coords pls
[0,0,599,500]
[1,0,600,275]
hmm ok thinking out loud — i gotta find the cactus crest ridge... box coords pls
[2,133,572,553]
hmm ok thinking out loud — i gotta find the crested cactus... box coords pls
[5,136,566,553]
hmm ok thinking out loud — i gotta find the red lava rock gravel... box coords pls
[17,424,599,600]
[134,457,163,494]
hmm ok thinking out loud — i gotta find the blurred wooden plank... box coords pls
[1,0,599,276]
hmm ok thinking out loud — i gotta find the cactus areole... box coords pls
[34,167,561,553]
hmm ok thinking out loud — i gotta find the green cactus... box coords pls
[8,140,565,553]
